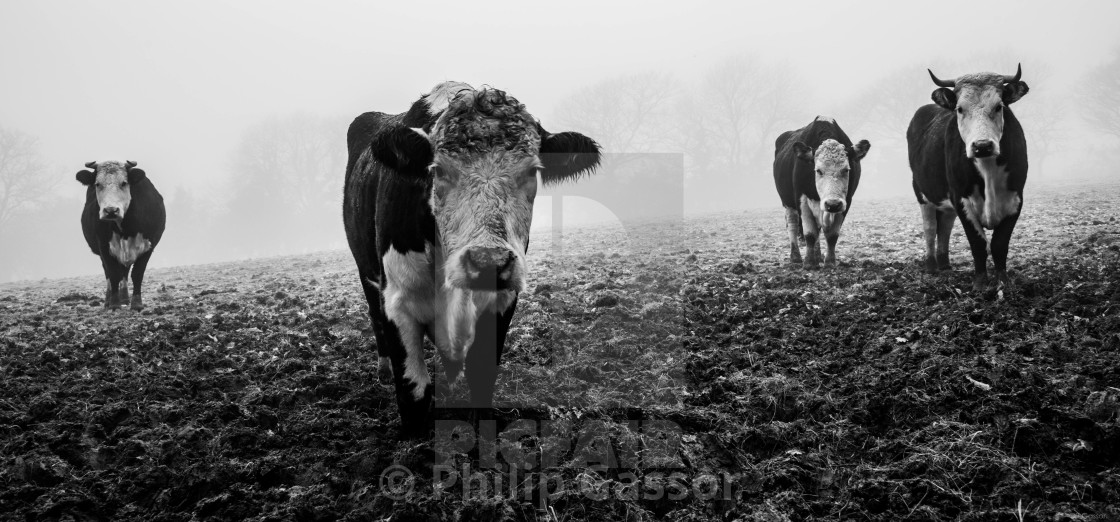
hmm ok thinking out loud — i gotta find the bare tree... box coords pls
[677,54,805,209]
[0,126,53,236]
[1078,47,1120,143]
[222,113,348,257]
[552,71,682,154]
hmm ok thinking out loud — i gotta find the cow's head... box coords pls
[793,138,869,214]
[373,87,600,297]
[929,64,1029,159]
[75,160,146,222]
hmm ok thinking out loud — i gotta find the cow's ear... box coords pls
[1003,81,1029,105]
[931,88,957,110]
[372,126,433,176]
[851,139,870,160]
[127,168,147,184]
[539,131,601,185]
[76,170,95,185]
[793,142,814,163]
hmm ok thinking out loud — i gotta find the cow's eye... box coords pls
[956,107,964,114]
[95,183,103,189]
[994,105,1003,113]
[815,170,822,176]
[120,182,128,188]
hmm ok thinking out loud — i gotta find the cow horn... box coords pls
[85,161,97,169]
[1003,63,1022,84]
[928,69,955,88]
[125,160,137,169]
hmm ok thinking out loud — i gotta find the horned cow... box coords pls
[76,160,166,310]
[907,65,1029,290]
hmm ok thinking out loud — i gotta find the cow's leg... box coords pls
[990,211,1020,288]
[103,258,126,310]
[118,269,130,307]
[823,212,846,267]
[955,207,989,291]
[359,274,393,385]
[935,209,954,271]
[465,297,517,408]
[129,251,153,311]
[920,203,939,273]
[799,200,821,269]
[784,207,802,264]
[383,315,432,437]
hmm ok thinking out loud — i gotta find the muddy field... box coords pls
[2,182,1120,521]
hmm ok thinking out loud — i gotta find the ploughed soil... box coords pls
[2,182,1119,521]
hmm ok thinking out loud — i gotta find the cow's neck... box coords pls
[971,157,1020,229]
[429,244,515,366]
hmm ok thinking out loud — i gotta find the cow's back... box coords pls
[126,177,166,246]
[343,112,395,278]
[907,104,954,204]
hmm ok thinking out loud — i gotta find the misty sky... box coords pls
[1,1,1119,281]
[2,0,1117,195]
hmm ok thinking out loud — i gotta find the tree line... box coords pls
[2,49,1120,282]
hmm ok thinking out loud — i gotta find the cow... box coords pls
[76,160,166,310]
[343,82,601,436]
[907,65,1029,291]
[773,116,870,268]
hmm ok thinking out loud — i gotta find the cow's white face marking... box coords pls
[92,161,132,221]
[954,84,1006,159]
[108,232,151,266]
[430,153,537,295]
[813,139,850,215]
[814,115,836,124]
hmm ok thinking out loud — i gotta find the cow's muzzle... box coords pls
[971,139,996,159]
[100,207,122,221]
[823,199,845,214]
[460,246,517,290]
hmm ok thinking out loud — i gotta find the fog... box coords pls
[1,0,1118,282]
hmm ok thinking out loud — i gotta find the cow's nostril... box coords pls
[972,140,994,157]
[824,200,844,213]
[465,247,515,272]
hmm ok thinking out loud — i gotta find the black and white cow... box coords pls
[77,160,166,310]
[343,82,601,435]
[907,65,1029,290]
[773,116,870,268]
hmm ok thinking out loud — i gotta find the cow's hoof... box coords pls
[805,263,821,271]
[377,357,394,386]
[443,359,463,384]
[924,257,939,274]
[994,270,1012,290]
[971,273,989,293]
[130,302,145,312]
[936,255,951,271]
